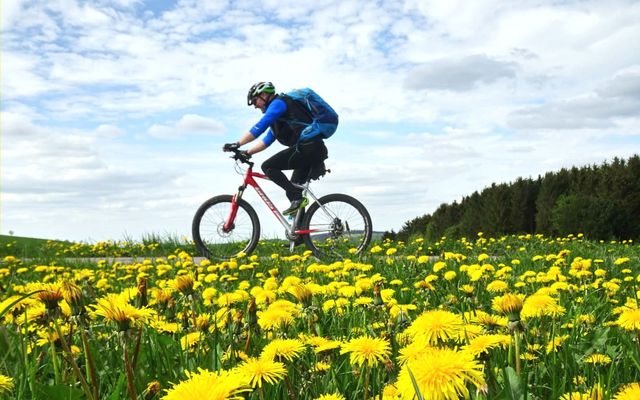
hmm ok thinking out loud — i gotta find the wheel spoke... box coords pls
[192,196,259,260]
[303,194,372,259]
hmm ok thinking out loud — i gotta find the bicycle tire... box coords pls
[302,193,372,259]
[192,195,260,260]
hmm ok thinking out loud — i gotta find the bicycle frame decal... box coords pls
[225,166,323,235]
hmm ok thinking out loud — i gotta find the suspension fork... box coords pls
[223,184,246,232]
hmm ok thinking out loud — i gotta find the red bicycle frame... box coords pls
[223,164,319,236]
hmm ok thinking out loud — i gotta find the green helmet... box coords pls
[247,81,276,105]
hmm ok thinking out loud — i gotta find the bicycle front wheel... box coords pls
[302,193,372,259]
[192,195,260,260]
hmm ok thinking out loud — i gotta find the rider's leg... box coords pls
[262,139,328,201]
[262,147,304,201]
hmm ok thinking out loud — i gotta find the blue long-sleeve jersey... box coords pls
[249,98,287,147]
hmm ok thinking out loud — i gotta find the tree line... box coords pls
[386,154,640,242]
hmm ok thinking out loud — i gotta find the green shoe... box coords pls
[282,197,308,216]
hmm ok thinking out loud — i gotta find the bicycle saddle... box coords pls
[308,161,329,181]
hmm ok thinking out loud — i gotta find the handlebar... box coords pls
[227,148,253,167]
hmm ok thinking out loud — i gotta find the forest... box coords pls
[387,154,640,242]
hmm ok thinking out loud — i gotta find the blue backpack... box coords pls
[285,88,339,141]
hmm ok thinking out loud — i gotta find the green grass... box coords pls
[1,234,639,399]
[0,235,72,259]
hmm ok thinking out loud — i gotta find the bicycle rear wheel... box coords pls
[192,195,260,260]
[302,193,372,259]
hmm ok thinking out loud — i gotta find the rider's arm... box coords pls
[249,98,286,139]
[246,140,267,155]
[233,98,285,154]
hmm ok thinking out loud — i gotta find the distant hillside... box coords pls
[387,154,640,242]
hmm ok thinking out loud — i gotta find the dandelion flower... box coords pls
[546,334,569,354]
[521,294,565,319]
[340,335,391,367]
[382,383,400,399]
[311,361,331,374]
[616,308,640,331]
[314,393,346,400]
[162,368,250,400]
[397,336,433,365]
[582,353,612,366]
[486,280,509,293]
[180,332,203,351]
[491,293,524,321]
[27,281,64,312]
[174,275,195,296]
[236,357,287,388]
[260,339,306,362]
[314,340,342,354]
[405,310,465,344]
[613,382,640,400]
[559,392,591,400]
[469,310,508,330]
[91,293,155,331]
[0,374,14,395]
[396,347,485,400]
[463,334,511,357]
[257,308,294,331]
[288,284,313,306]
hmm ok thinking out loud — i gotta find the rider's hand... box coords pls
[238,150,251,160]
[223,142,240,152]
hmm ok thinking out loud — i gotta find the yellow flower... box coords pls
[613,382,640,400]
[486,280,509,293]
[583,354,612,366]
[433,261,446,272]
[396,347,485,400]
[91,293,155,331]
[0,374,14,395]
[162,368,251,400]
[546,334,569,354]
[311,361,331,373]
[613,257,630,265]
[288,284,313,306]
[174,274,195,296]
[260,339,306,362]
[180,332,203,351]
[444,271,457,281]
[236,357,287,388]
[459,285,474,295]
[469,310,508,330]
[257,307,295,331]
[491,293,524,320]
[397,336,432,365]
[27,281,64,311]
[405,310,465,344]
[382,383,400,399]
[314,394,346,400]
[462,334,511,356]
[340,335,391,367]
[616,308,640,331]
[521,294,565,319]
[559,392,591,400]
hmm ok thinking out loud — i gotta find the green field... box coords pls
[0,234,639,399]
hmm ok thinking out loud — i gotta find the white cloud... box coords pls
[405,54,517,91]
[2,0,640,241]
[148,114,226,138]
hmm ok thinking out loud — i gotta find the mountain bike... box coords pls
[192,148,372,260]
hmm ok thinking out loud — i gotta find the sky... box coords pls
[2,0,640,243]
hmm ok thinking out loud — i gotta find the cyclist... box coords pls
[223,82,335,216]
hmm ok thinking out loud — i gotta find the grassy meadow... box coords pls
[0,233,639,399]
